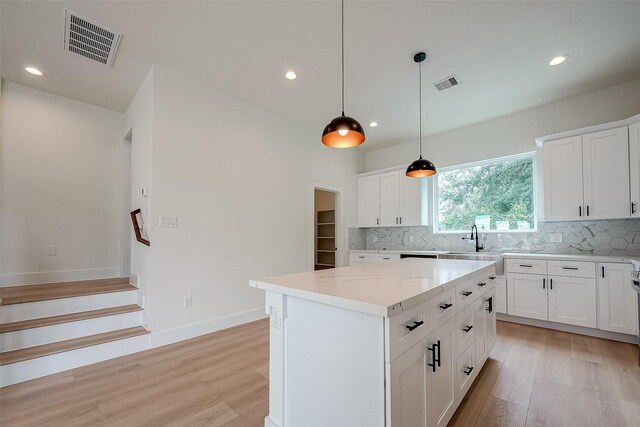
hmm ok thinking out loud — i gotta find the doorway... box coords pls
[314,188,337,271]
[120,130,133,277]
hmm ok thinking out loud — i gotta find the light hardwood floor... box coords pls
[1,319,639,426]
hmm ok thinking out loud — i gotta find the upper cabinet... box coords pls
[357,169,429,228]
[629,122,640,218]
[543,126,630,221]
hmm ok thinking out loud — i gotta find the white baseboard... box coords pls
[1,267,121,286]
[497,313,639,344]
[150,308,267,348]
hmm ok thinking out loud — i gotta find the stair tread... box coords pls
[0,305,143,333]
[0,326,149,366]
[0,278,135,306]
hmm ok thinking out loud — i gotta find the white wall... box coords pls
[1,82,123,285]
[366,77,640,172]
[147,66,363,345]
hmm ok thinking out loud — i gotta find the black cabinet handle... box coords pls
[406,320,424,332]
[579,206,582,217]
[489,276,496,280]
[464,366,474,376]
[543,278,546,289]
[633,202,636,215]
[478,282,487,287]
[519,264,533,268]
[400,217,402,224]
[440,303,453,310]
[550,279,553,290]
[462,291,473,297]
[377,218,379,225]
[436,340,441,367]
[463,325,473,333]
[427,340,441,372]
[602,266,605,278]
[486,296,493,313]
[562,267,578,270]
[396,217,398,224]
[587,205,590,216]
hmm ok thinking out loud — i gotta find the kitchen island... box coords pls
[250,258,497,427]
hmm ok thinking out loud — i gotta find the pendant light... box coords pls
[406,52,437,177]
[321,0,365,148]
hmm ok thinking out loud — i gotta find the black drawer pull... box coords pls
[489,276,496,280]
[427,340,441,372]
[477,282,487,287]
[462,291,473,297]
[464,366,474,376]
[440,303,453,310]
[519,264,533,268]
[562,267,578,270]
[463,325,473,333]
[486,296,493,313]
[358,256,365,259]
[406,320,424,332]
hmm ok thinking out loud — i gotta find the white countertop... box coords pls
[250,259,495,317]
[349,249,635,264]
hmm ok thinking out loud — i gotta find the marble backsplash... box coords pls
[348,219,640,257]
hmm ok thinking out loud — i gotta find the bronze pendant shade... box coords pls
[322,0,365,148]
[406,52,436,177]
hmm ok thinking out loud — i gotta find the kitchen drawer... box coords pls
[456,340,476,399]
[349,252,375,264]
[385,300,429,362]
[428,287,457,332]
[472,271,491,296]
[454,304,476,357]
[455,279,476,310]
[548,260,595,278]
[376,253,401,262]
[506,258,548,275]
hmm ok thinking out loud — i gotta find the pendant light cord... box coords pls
[341,0,345,116]
[419,60,422,158]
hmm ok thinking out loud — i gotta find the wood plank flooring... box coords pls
[0,278,134,305]
[1,319,639,426]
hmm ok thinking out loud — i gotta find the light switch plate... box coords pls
[409,235,415,243]
[373,236,378,243]
[47,245,56,256]
[184,295,192,308]
[160,216,178,227]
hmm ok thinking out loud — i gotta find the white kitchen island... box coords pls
[249,258,497,427]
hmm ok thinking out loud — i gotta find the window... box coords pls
[435,154,535,232]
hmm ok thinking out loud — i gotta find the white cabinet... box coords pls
[473,296,487,365]
[426,324,456,427]
[491,276,507,314]
[598,263,638,335]
[388,340,428,427]
[357,169,428,227]
[582,127,630,220]
[630,122,640,217]
[543,127,631,221]
[548,275,597,328]
[507,273,548,320]
[485,288,497,351]
[349,252,376,264]
[357,175,380,227]
[379,171,400,226]
[543,136,584,221]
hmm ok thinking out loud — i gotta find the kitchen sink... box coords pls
[438,252,504,275]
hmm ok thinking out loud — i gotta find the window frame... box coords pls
[432,152,538,234]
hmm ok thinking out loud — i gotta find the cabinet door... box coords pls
[492,277,507,314]
[485,288,497,351]
[379,171,400,226]
[426,325,456,427]
[388,340,427,427]
[543,136,584,221]
[548,275,597,328]
[507,273,548,320]
[474,296,487,366]
[582,127,630,219]
[399,174,427,226]
[630,123,640,218]
[358,175,380,227]
[598,263,638,335]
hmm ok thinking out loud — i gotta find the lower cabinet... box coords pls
[389,340,428,427]
[548,275,597,328]
[598,262,638,335]
[491,276,507,314]
[474,296,488,365]
[426,324,456,427]
[485,288,497,351]
[507,273,548,320]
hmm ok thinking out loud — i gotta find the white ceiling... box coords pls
[3,1,640,151]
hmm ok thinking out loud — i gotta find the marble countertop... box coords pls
[250,259,495,317]
[349,249,635,264]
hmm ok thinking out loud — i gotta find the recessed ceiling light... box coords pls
[24,67,45,76]
[549,55,569,66]
[285,71,297,80]
[369,122,378,127]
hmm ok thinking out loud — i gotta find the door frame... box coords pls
[310,183,343,271]
[119,129,133,278]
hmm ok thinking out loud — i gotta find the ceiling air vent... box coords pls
[433,75,460,91]
[63,9,121,67]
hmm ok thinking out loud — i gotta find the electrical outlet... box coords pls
[160,216,178,227]
[409,235,415,243]
[271,307,281,329]
[549,233,563,243]
[184,295,192,308]
[47,245,56,256]
[373,236,378,243]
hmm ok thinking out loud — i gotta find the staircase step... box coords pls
[0,326,149,366]
[0,305,143,333]
[0,277,134,306]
